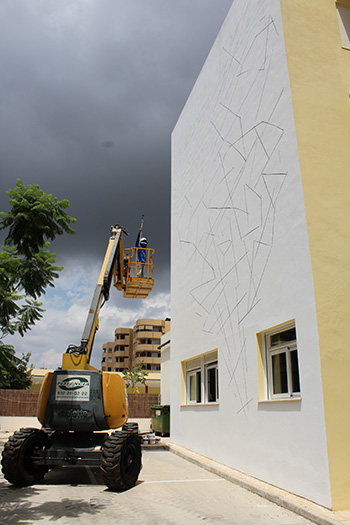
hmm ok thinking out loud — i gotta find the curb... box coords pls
[168,443,346,525]
[142,443,169,450]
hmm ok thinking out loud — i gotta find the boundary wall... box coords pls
[0,390,158,418]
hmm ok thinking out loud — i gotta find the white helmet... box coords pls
[140,237,148,244]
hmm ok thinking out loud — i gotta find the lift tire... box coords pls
[1,428,50,486]
[101,431,141,491]
[122,422,139,434]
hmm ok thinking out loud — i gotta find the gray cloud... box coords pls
[0,0,232,301]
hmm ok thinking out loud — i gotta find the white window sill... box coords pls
[181,402,220,407]
[258,397,302,404]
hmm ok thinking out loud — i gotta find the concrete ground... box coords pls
[168,443,350,525]
[0,421,349,525]
[0,438,314,525]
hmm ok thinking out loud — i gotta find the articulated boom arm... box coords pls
[62,226,125,370]
[61,223,154,371]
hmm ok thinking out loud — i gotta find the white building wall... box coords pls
[171,0,331,507]
[160,331,171,405]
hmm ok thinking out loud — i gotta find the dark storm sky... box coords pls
[0,0,233,368]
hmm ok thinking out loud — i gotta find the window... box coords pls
[138,338,160,345]
[206,362,219,402]
[187,370,202,403]
[183,350,219,405]
[134,325,162,334]
[265,323,301,399]
[336,2,350,49]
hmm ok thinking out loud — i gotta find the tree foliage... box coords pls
[122,360,148,393]
[0,179,77,389]
[0,179,76,258]
[0,345,32,390]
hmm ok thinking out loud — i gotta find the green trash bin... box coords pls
[151,404,170,436]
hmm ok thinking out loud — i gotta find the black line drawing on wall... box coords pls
[176,11,291,415]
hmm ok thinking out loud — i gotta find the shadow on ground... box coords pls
[0,481,109,524]
[41,465,105,485]
[0,468,140,524]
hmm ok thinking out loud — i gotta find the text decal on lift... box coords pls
[55,375,90,402]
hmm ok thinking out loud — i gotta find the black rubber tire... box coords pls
[1,428,50,486]
[122,422,139,434]
[101,431,142,491]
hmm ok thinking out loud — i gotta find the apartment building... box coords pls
[101,318,170,374]
[132,318,171,373]
[101,327,133,372]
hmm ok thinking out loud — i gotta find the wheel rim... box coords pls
[121,442,138,479]
[22,442,42,474]
[20,432,48,480]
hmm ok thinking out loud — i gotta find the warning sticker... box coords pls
[55,375,90,402]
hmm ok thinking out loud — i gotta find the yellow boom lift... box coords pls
[1,225,154,491]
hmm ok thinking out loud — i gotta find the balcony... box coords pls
[114,346,129,353]
[112,348,129,357]
[134,356,160,366]
[133,344,160,353]
[133,329,163,339]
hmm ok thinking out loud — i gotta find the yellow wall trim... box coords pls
[281,0,350,510]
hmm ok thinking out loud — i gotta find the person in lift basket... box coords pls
[135,229,149,278]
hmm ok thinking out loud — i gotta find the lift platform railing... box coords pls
[122,247,155,298]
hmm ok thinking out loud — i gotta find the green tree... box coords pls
[0,347,32,390]
[0,179,77,389]
[122,360,149,393]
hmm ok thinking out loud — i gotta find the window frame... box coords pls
[205,361,219,403]
[187,368,202,404]
[265,323,301,400]
[183,350,219,406]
